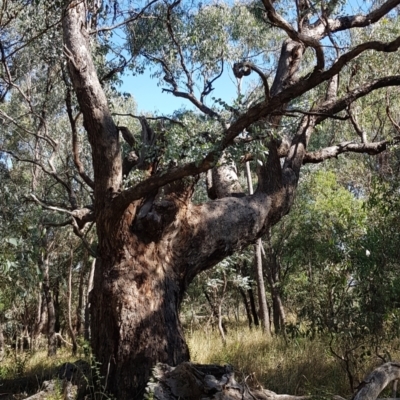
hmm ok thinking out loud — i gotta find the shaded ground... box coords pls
[0,360,90,400]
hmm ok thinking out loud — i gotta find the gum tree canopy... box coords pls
[3,0,400,398]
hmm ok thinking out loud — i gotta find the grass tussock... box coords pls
[187,326,387,398]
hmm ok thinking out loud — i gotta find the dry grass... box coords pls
[0,347,79,380]
[187,326,360,398]
[3,329,400,399]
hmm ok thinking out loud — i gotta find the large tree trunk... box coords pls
[90,231,189,399]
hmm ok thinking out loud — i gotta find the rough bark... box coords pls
[90,237,190,399]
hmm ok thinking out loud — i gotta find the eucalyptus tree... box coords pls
[2,0,400,398]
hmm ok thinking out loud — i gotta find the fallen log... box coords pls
[146,361,400,400]
[146,362,312,400]
[353,362,400,400]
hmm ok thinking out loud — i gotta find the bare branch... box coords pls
[200,59,224,104]
[163,87,224,122]
[347,106,368,144]
[145,53,223,121]
[112,112,185,127]
[90,0,159,34]
[30,194,74,215]
[71,219,97,258]
[43,219,74,228]
[118,126,136,148]
[64,82,95,189]
[386,93,400,133]
[222,69,400,154]
[320,0,400,37]
[303,138,400,164]
[166,0,194,92]
[282,108,349,120]
[317,75,400,120]
[113,150,218,213]
[1,148,72,194]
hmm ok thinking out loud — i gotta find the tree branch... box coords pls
[65,84,95,189]
[233,61,270,101]
[113,150,218,213]
[262,0,325,72]
[165,0,194,93]
[145,51,223,122]
[322,0,400,36]
[1,149,73,195]
[303,138,400,163]
[112,112,185,127]
[90,0,159,34]
[348,106,368,144]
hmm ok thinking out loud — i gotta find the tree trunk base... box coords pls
[146,362,309,400]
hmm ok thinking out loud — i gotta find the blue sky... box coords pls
[119,67,242,115]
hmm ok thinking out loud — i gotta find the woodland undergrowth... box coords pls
[2,328,400,399]
[187,323,400,398]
